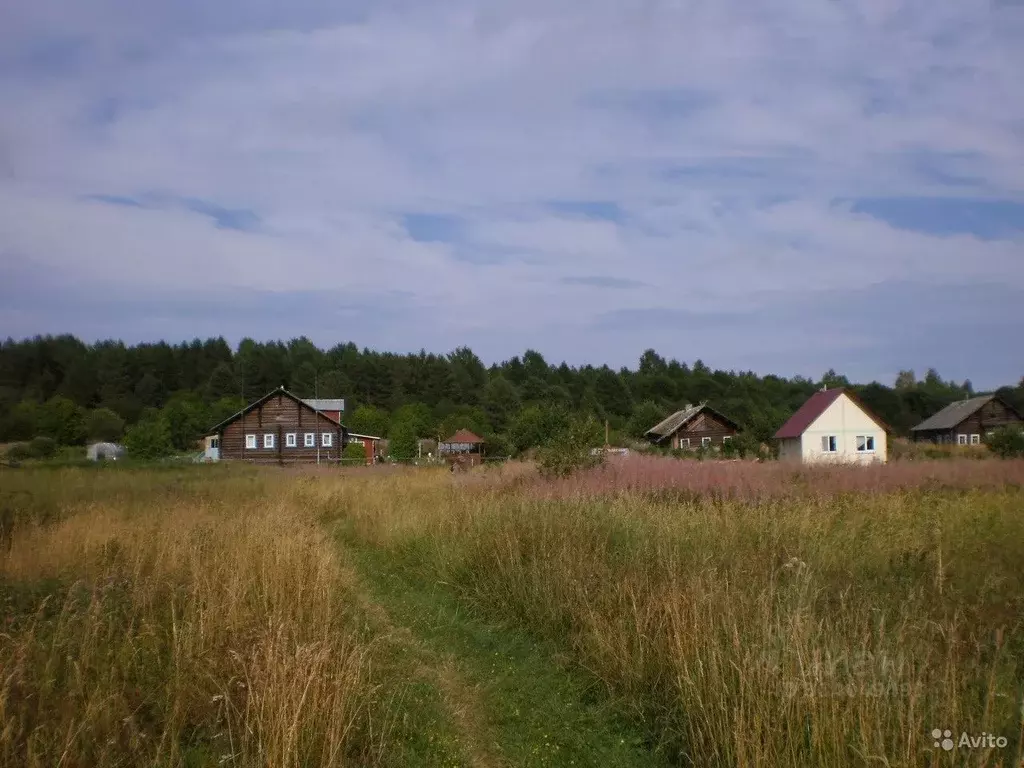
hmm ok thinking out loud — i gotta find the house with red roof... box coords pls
[775,388,888,464]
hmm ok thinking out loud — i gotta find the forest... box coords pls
[1,334,1022,457]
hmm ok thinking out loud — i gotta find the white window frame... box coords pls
[304,432,315,447]
[722,436,732,442]
[701,436,712,448]
[245,434,257,450]
[285,432,297,448]
[957,434,968,445]
[969,434,980,445]
[821,435,838,453]
[263,433,275,449]
[321,432,333,447]
[679,437,690,448]
[211,437,219,449]
[856,435,875,453]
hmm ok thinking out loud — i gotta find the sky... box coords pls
[1,0,1022,389]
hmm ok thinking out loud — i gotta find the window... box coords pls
[304,432,315,447]
[957,434,968,445]
[856,435,875,453]
[701,437,712,447]
[679,437,690,448]
[285,433,297,448]
[322,432,333,447]
[722,436,732,442]
[264,433,275,449]
[970,434,981,445]
[245,434,257,450]
[211,437,219,449]
[821,435,838,453]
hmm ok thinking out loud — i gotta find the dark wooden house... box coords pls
[207,386,349,464]
[645,403,741,450]
[910,394,1023,445]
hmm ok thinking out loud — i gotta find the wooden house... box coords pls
[439,429,485,467]
[909,395,1023,445]
[775,388,888,464]
[645,403,740,450]
[206,386,348,464]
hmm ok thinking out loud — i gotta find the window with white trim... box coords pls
[856,435,875,452]
[821,435,838,453]
[304,432,315,447]
[679,437,690,448]
[701,437,712,447]
[264,433,275,449]
[245,434,257,450]
[285,432,297,448]
[970,434,980,445]
[321,432,333,447]
[722,436,732,442]
[957,434,968,445]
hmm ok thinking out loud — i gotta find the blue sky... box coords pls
[1,0,1022,388]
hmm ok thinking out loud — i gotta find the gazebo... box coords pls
[439,429,485,468]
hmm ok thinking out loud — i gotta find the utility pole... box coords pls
[605,419,610,449]
[315,373,320,466]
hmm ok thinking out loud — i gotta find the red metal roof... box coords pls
[774,388,845,439]
[442,429,484,443]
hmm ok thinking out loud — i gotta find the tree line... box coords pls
[1,334,1022,458]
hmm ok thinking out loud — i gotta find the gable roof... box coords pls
[909,394,1008,432]
[645,402,741,440]
[209,386,346,433]
[442,429,484,444]
[774,388,888,439]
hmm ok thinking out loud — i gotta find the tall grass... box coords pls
[0,468,387,768]
[322,461,1024,766]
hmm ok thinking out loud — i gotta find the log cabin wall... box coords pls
[219,392,345,464]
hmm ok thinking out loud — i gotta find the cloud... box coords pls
[1,0,1023,388]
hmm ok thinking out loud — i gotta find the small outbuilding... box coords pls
[775,388,888,464]
[439,429,485,467]
[87,442,125,461]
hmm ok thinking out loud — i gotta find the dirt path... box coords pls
[339,540,666,768]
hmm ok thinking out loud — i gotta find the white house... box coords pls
[775,388,888,464]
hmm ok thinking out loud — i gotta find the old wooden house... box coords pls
[910,394,1023,445]
[644,403,741,449]
[206,386,349,464]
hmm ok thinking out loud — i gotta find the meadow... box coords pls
[1,458,1023,767]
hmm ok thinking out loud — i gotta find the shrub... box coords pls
[535,414,603,478]
[5,442,32,461]
[85,407,126,442]
[123,418,174,460]
[28,436,58,459]
[987,426,1024,458]
[343,441,367,463]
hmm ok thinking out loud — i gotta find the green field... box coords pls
[1,460,1022,767]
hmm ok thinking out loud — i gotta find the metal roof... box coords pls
[301,398,345,412]
[774,389,844,439]
[910,395,994,432]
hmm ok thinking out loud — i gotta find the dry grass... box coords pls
[0,468,387,768]
[320,460,1024,766]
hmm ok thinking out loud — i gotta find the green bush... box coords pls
[5,442,32,461]
[535,415,603,478]
[987,426,1024,458]
[123,418,174,460]
[28,436,58,459]
[343,441,367,463]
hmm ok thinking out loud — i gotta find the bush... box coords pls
[85,407,126,442]
[123,418,174,460]
[535,415,603,478]
[343,441,367,463]
[987,426,1024,458]
[5,442,32,461]
[28,436,58,459]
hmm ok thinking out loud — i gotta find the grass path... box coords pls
[339,540,666,768]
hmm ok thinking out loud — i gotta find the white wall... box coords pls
[800,393,887,464]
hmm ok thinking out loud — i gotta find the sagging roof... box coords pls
[910,395,997,432]
[774,388,888,439]
[645,402,740,440]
